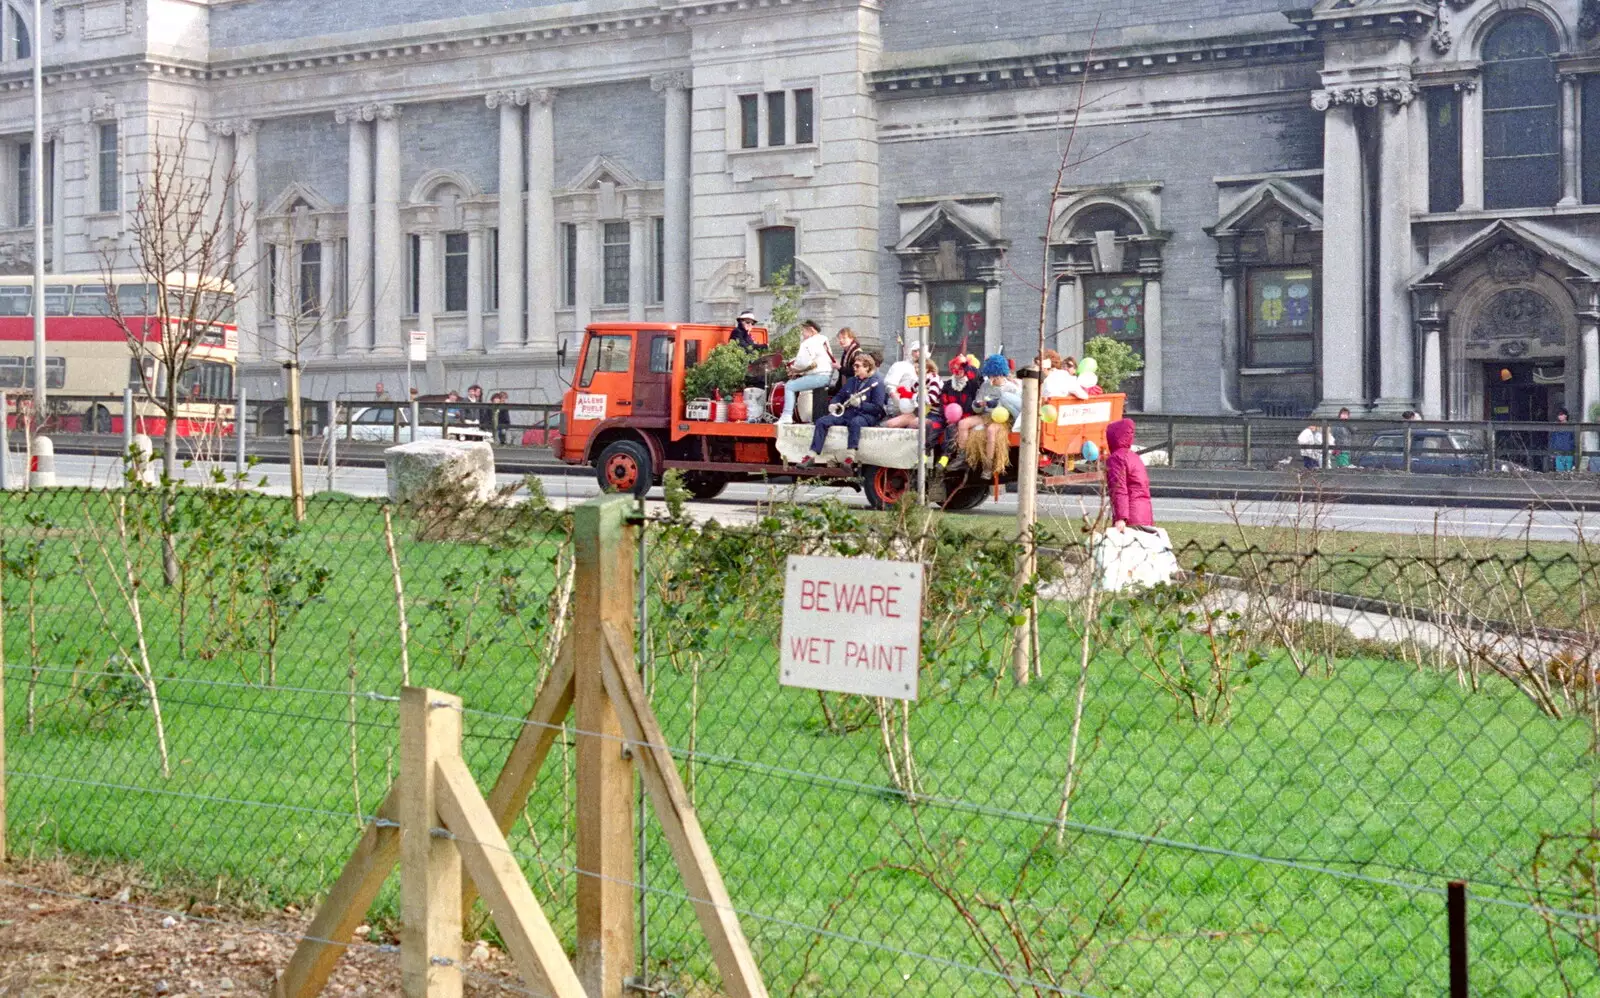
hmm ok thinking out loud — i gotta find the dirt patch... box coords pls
[0,859,528,996]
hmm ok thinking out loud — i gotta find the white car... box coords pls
[326,405,490,442]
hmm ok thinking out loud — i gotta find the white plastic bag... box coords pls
[1092,527,1180,593]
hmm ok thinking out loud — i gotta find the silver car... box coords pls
[325,405,490,442]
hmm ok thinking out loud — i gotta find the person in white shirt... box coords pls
[1038,349,1089,399]
[777,320,837,423]
[1297,423,1326,469]
[882,345,923,410]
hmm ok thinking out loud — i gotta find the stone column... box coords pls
[1314,93,1366,410]
[627,205,648,322]
[1376,89,1416,412]
[271,241,292,361]
[223,120,260,360]
[49,134,63,272]
[467,227,486,352]
[1460,83,1483,211]
[574,210,596,331]
[1585,321,1600,469]
[1562,75,1582,207]
[526,89,557,351]
[416,227,438,336]
[1054,278,1081,359]
[372,105,403,354]
[336,106,373,354]
[1421,326,1443,420]
[1219,270,1240,411]
[489,90,527,350]
[1141,276,1163,411]
[317,238,336,357]
[654,72,692,320]
[983,283,1002,357]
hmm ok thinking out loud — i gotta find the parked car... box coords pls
[325,405,490,442]
[1355,428,1522,474]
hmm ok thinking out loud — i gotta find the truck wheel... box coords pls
[942,483,989,511]
[862,465,911,510]
[597,440,653,498]
[683,472,728,500]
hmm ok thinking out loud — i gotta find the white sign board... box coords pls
[574,393,607,421]
[781,555,923,701]
[408,330,428,363]
[1054,400,1114,426]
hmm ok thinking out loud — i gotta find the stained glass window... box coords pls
[1245,268,1316,368]
[1084,275,1146,409]
[928,283,986,368]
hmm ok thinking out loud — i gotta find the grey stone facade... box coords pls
[4,0,1598,419]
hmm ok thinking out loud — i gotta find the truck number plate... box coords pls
[574,394,607,420]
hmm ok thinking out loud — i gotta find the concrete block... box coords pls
[384,439,496,504]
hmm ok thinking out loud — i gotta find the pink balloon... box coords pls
[944,403,963,424]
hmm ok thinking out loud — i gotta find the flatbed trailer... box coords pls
[558,321,1122,509]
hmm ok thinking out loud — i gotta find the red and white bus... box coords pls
[0,272,238,436]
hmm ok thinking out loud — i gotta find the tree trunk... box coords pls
[161,383,180,586]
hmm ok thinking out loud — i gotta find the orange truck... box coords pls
[557,322,1123,509]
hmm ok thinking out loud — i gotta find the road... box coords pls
[19,452,1596,544]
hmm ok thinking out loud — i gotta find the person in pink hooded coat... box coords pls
[1104,418,1154,530]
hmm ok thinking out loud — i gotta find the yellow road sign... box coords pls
[907,314,931,328]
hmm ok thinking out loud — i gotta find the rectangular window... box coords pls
[408,234,421,314]
[1245,267,1317,368]
[766,91,787,147]
[602,221,630,305]
[739,94,760,149]
[489,228,500,311]
[22,356,64,390]
[298,242,321,315]
[16,140,29,227]
[41,142,52,225]
[648,333,673,374]
[1584,77,1600,204]
[12,9,28,60]
[42,284,69,316]
[1084,275,1148,410]
[98,122,119,213]
[1426,88,1464,213]
[0,286,28,315]
[265,245,278,318]
[794,88,815,144]
[758,225,795,287]
[444,231,469,312]
[926,283,986,370]
[562,223,578,307]
[72,284,112,316]
[653,217,665,304]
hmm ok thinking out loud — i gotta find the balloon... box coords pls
[944,403,963,425]
[1040,404,1058,424]
[1078,357,1099,378]
[991,407,1012,425]
[1081,440,1100,462]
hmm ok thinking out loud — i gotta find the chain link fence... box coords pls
[2,484,1599,996]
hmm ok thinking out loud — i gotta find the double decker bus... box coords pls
[0,272,238,436]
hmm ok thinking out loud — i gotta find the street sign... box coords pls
[780,555,923,701]
[907,314,931,328]
[408,330,428,362]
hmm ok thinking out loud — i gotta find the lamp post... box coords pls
[28,0,46,462]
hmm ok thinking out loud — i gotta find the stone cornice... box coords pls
[1287,1,1436,39]
[870,31,1318,99]
[1310,82,1418,111]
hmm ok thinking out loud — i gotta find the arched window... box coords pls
[1483,14,1560,209]
[1067,205,1148,409]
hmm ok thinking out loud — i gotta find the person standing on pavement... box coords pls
[1297,421,1326,469]
[1551,408,1576,472]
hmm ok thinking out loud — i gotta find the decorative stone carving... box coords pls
[1431,26,1453,55]
[1487,241,1537,284]
[1468,288,1565,358]
[527,88,556,107]
[333,103,400,124]
[212,119,258,137]
[1310,83,1418,111]
[84,93,117,123]
[650,71,692,93]
[485,89,529,109]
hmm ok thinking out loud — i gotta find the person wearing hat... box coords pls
[962,353,1022,476]
[730,309,760,351]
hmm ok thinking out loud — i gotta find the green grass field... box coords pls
[2,488,1597,996]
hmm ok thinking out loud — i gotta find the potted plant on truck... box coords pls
[684,341,755,420]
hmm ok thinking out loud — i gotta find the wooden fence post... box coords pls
[400,687,464,998]
[573,494,636,997]
[0,536,7,863]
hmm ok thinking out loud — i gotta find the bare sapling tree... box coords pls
[104,117,252,583]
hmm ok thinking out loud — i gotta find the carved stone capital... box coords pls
[1311,82,1418,112]
[213,118,258,137]
[335,103,399,124]
[373,103,401,121]
[527,88,556,108]
[83,93,117,123]
[650,71,692,93]
[485,89,530,109]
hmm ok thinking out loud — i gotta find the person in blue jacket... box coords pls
[1551,408,1576,472]
[799,352,887,469]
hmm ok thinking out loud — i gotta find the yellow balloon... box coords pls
[991,407,1012,425]
[1040,404,1058,424]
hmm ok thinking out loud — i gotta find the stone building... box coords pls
[3,0,1598,420]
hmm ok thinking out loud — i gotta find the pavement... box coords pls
[15,451,1597,544]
